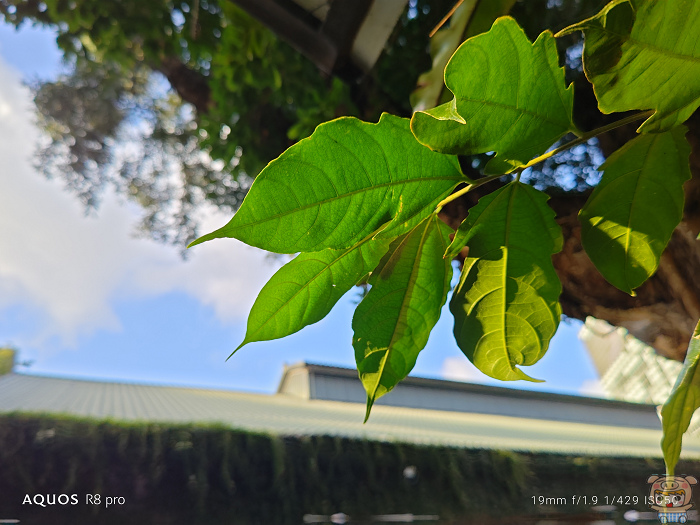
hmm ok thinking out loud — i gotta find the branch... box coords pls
[156,57,212,114]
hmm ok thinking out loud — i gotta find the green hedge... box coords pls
[0,413,693,524]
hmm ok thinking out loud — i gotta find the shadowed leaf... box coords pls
[448,182,562,381]
[580,127,691,294]
[353,215,453,421]
[558,0,700,132]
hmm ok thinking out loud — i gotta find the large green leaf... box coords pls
[410,0,517,112]
[237,232,390,351]
[579,127,691,295]
[353,215,453,420]
[558,0,700,133]
[411,17,576,174]
[661,320,700,476]
[448,182,562,381]
[189,114,464,253]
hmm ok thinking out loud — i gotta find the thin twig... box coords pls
[429,0,465,37]
[435,110,655,210]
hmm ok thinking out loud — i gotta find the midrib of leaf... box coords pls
[241,232,377,347]
[501,184,517,363]
[506,26,522,110]
[622,139,654,293]
[369,217,440,403]
[582,135,661,293]
[231,175,462,232]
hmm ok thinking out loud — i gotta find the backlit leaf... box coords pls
[353,215,453,420]
[661,320,700,476]
[411,17,576,174]
[238,232,390,351]
[189,114,464,253]
[579,127,691,294]
[448,182,562,381]
[558,0,700,133]
[410,0,516,112]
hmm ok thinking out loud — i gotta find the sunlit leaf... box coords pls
[410,0,516,112]
[661,320,700,475]
[353,215,453,420]
[190,114,464,253]
[558,0,700,132]
[411,17,576,174]
[579,127,691,294]
[447,182,562,381]
[238,232,390,351]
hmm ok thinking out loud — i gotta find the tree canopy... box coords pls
[1,0,605,243]
[2,0,700,472]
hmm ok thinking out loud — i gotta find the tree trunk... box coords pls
[156,57,212,114]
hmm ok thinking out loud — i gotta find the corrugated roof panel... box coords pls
[1,372,698,459]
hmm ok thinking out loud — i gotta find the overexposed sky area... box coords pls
[0,23,601,396]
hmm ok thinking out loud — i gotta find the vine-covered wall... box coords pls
[0,413,693,524]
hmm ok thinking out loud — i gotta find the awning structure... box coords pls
[232,0,409,78]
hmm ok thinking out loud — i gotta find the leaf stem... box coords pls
[436,110,654,210]
[436,173,504,210]
[516,110,654,173]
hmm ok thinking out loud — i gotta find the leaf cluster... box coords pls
[190,0,699,467]
[2,0,624,245]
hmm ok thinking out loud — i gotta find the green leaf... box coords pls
[410,0,517,112]
[661,320,700,476]
[411,17,576,174]
[238,232,390,351]
[353,215,453,421]
[189,114,464,253]
[448,182,562,381]
[558,0,700,133]
[579,127,691,295]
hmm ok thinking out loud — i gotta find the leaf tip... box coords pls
[363,396,376,424]
[226,340,248,361]
[187,228,222,249]
[513,367,544,383]
[186,237,204,249]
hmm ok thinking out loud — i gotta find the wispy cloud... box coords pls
[0,57,278,348]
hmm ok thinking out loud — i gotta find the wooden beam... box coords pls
[321,0,373,79]
[230,0,337,74]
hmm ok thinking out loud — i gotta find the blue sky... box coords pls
[0,22,601,396]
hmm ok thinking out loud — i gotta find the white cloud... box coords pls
[579,379,606,398]
[440,356,486,383]
[0,56,279,347]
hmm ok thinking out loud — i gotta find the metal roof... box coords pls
[279,362,663,429]
[1,369,699,459]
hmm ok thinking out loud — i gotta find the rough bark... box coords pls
[440,111,700,362]
[156,57,213,114]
